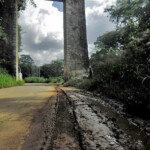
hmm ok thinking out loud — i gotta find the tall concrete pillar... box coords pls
[0,0,18,79]
[64,0,89,80]
[0,0,89,80]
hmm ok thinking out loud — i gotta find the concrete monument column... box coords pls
[63,0,89,80]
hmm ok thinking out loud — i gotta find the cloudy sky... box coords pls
[19,0,116,66]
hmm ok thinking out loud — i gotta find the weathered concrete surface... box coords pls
[0,84,56,150]
[0,0,18,78]
[64,0,89,80]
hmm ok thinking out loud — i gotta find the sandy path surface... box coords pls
[0,83,56,150]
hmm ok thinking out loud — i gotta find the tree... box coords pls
[19,55,35,78]
[20,55,34,65]
[94,30,122,51]
[89,0,150,117]
[18,0,36,10]
[41,59,64,79]
[105,0,150,42]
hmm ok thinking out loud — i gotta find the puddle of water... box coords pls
[91,100,150,150]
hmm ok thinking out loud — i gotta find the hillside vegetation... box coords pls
[0,67,24,88]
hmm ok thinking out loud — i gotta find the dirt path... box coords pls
[0,83,56,150]
[0,84,149,150]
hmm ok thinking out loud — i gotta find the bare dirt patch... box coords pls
[22,87,81,150]
[0,84,54,150]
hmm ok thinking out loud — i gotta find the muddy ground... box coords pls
[0,84,149,150]
[22,86,150,150]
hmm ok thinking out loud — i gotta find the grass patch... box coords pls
[0,73,24,88]
[48,76,64,84]
[24,77,47,83]
[24,76,64,84]
[17,80,25,86]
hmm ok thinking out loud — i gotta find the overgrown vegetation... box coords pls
[0,67,24,88]
[19,55,64,83]
[66,0,150,118]
[24,76,64,84]
[24,77,47,83]
[40,60,64,78]
[48,76,64,84]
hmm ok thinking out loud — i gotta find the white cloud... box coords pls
[19,0,116,65]
[85,0,116,44]
[19,0,63,65]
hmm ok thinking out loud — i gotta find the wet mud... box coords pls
[65,90,150,150]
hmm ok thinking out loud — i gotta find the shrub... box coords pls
[24,77,47,83]
[17,80,25,86]
[48,76,64,84]
[77,79,98,91]
[65,45,150,118]
[50,78,57,83]
[64,78,81,87]
[0,73,25,88]
[0,73,17,88]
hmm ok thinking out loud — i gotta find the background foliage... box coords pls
[19,54,64,83]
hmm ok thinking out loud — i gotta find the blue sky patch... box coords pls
[52,2,63,12]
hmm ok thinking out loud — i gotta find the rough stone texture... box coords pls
[0,0,89,80]
[0,0,18,78]
[64,0,89,80]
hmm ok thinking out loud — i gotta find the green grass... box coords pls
[17,80,25,86]
[0,73,24,88]
[48,76,64,84]
[24,76,64,84]
[24,77,47,83]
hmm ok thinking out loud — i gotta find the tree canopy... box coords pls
[41,60,64,78]
[88,0,150,117]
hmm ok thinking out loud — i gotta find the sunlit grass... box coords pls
[0,73,24,88]
[0,74,17,88]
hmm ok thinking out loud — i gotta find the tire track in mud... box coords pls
[22,87,82,150]
[49,87,81,150]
